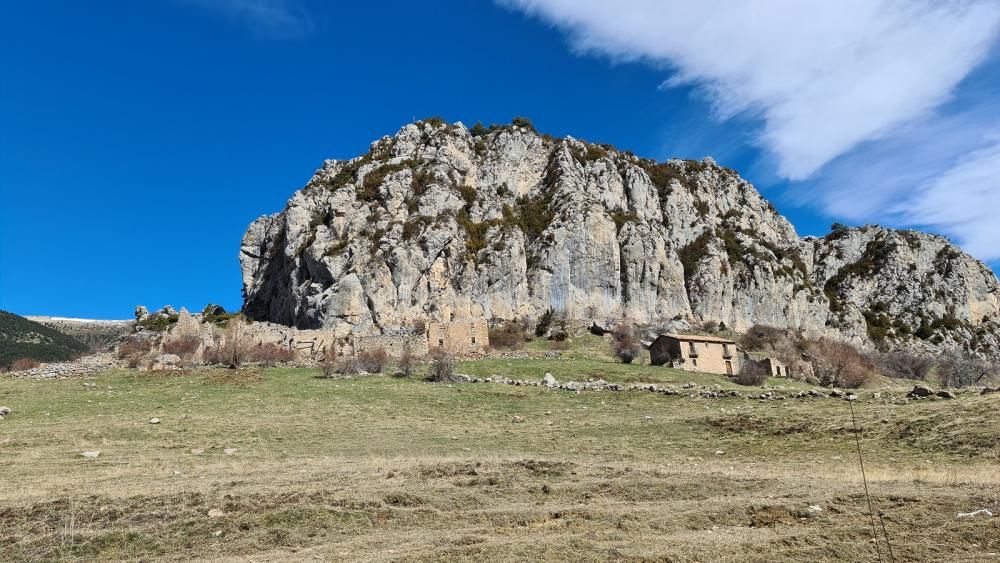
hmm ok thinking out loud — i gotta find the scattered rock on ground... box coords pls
[542,373,557,387]
[0,406,10,416]
[936,390,956,399]
[149,418,160,424]
[223,448,238,455]
[81,450,100,459]
[908,385,935,398]
[208,509,225,518]
[511,415,525,423]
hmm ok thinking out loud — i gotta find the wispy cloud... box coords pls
[900,143,1000,259]
[183,0,314,38]
[502,0,1000,180]
[798,93,1000,258]
[502,0,1000,261]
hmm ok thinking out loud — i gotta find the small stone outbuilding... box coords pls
[426,318,489,354]
[648,333,740,375]
[760,357,789,377]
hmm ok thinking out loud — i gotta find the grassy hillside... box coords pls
[0,362,997,561]
[0,310,89,369]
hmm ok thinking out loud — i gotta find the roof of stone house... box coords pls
[655,333,738,344]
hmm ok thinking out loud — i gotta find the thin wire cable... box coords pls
[849,398,883,563]
[879,512,896,563]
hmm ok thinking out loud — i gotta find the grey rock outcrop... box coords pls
[241,119,1000,358]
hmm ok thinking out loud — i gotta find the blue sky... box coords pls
[2,1,999,319]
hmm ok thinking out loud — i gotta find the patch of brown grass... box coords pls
[11,358,40,371]
[1,368,998,562]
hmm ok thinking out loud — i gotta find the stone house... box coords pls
[426,318,489,354]
[648,333,740,375]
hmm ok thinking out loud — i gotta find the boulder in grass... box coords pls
[907,385,935,398]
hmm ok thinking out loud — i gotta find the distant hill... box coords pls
[0,310,90,369]
[26,316,133,351]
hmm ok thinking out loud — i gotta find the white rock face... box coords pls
[240,120,1000,358]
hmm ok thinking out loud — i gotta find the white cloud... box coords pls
[183,0,313,38]
[791,97,1000,258]
[502,0,1000,180]
[898,142,1000,260]
[795,102,1000,219]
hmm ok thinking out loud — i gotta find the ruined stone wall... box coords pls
[761,357,787,377]
[239,322,340,359]
[240,321,425,360]
[6,353,123,379]
[354,331,428,357]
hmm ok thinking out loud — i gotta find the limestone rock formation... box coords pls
[241,119,1000,357]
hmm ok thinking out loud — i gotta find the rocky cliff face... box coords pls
[241,119,1000,356]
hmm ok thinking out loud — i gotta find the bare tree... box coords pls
[429,348,457,382]
[357,347,389,373]
[803,337,878,388]
[611,323,641,364]
[734,359,768,386]
[877,351,934,381]
[936,352,994,388]
[321,345,339,378]
[222,314,250,369]
[396,341,417,377]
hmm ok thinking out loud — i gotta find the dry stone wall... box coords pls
[354,331,427,356]
[6,353,123,379]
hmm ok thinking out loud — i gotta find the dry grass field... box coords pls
[1,345,998,561]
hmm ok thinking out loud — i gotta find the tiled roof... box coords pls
[656,333,737,344]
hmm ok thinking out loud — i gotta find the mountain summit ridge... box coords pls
[240,119,1000,358]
